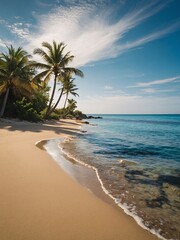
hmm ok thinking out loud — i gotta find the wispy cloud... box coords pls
[104,85,113,90]
[141,88,177,94]
[0,38,14,48]
[8,22,31,39]
[103,86,127,95]
[0,16,32,45]
[130,75,180,88]
[36,0,54,8]
[19,0,179,66]
[0,19,6,24]
[142,88,156,93]
[117,22,180,53]
[0,39,5,47]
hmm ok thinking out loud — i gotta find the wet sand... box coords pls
[0,119,158,240]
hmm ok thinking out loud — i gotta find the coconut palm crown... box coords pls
[0,45,36,117]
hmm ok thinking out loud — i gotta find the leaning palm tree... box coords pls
[63,73,79,109]
[0,45,36,117]
[32,41,83,118]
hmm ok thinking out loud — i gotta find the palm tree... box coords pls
[47,83,64,116]
[47,72,79,116]
[32,41,83,118]
[63,72,79,109]
[0,45,36,117]
[67,98,77,114]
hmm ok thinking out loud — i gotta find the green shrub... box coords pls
[15,97,42,122]
[51,108,67,119]
[49,112,60,120]
[40,108,48,119]
[73,110,87,119]
[32,91,48,113]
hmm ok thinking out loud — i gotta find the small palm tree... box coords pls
[32,41,83,118]
[67,98,77,114]
[0,45,36,117]
[46,72,79,116]
[63,72,79,109]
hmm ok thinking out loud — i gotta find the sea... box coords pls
[42,114,180,240]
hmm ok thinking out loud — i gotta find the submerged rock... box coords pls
[118,159,137,167]
[82,121,89,124]
[87,115,103,119]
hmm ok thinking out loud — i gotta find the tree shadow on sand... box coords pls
[0,119,82,136]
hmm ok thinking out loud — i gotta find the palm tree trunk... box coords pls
[45,75,57,118]
[0,88,10,118]
[48,88,64,116]
[63,93,69,109]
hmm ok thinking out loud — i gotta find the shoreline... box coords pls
[0,119,158,240]
[38,137,116,208]
[46,136,166,240]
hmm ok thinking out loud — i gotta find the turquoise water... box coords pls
[62,115,180,240]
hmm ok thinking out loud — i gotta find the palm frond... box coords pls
[43,72,52,85]
[30,62,51,70]
[13,78,35,93]
[63,67,84,78]
[54,42,66,63]
[42,42,53,51]
[42,42,57,62]
[33,48,53,65]
[60,52,74,67]
[0,82,8,95]
[32,70,51,82]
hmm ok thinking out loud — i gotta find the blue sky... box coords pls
[0,0,180,113]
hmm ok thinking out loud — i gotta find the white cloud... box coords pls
[8,22,31,39]
[142,88,156,93]
[36,0,54,8]
[0,38,14,48]
[14,16,22,20]
[0,18,32,46]
[104,85,113,90]
[141,88,177,94]
[21,0,179,66]
[0,19,6,24]
[103,87,127,95]
[130,75,180,88]
[0,39,5,47]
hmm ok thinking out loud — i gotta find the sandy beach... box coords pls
[0,119,159,240]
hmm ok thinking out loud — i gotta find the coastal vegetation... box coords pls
[0,41,84,122]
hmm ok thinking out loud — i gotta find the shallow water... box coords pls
[61,115,180,240]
